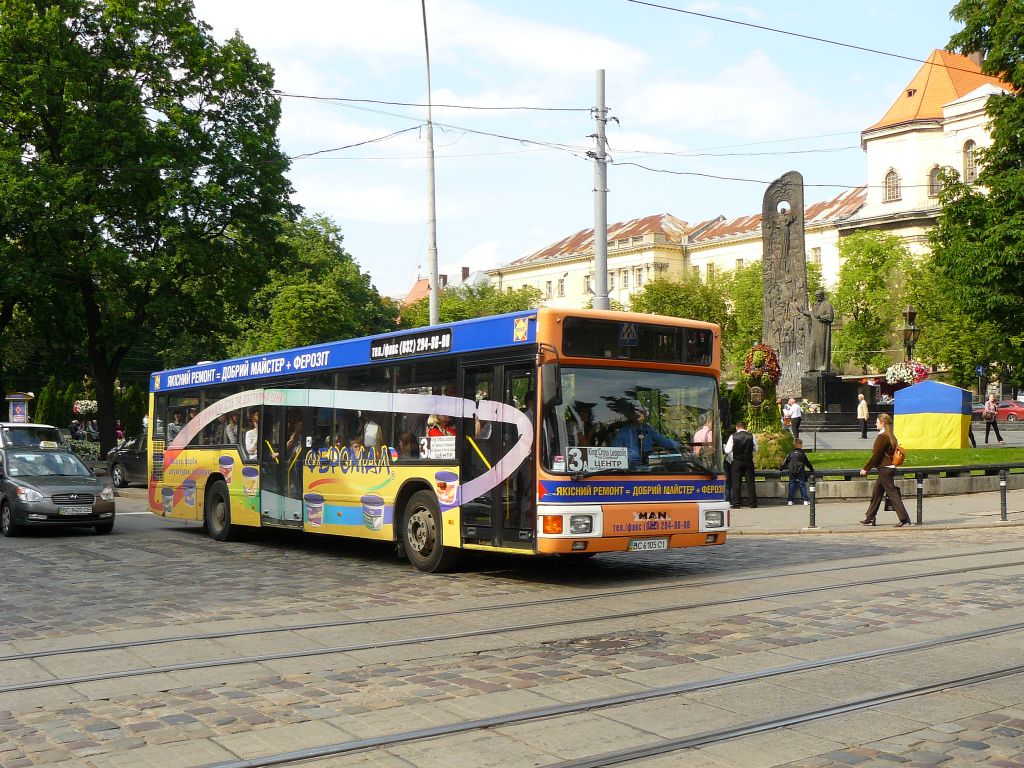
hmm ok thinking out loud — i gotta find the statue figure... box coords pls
[800,290,834,372]
[761,171,807,397]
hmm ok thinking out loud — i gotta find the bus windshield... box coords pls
[542,367,721,476]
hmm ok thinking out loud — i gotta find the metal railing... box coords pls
[752,463,1024,528]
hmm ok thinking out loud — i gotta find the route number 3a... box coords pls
[567,448,585,472]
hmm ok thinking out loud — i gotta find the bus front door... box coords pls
[460,363,535,549]
[259,406,305,527]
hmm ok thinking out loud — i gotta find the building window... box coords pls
[636,269,644,287]
[964,140,977,183]
[557,278,565,297]
[705,263,715,279]
[608,272,615,290]
[735,258,744,269]
[585,274,591,294]
[811,247,821,265]
[883,169,901,202]
[928,166,942,197]
[691,266,699,278]
[622,270,629,289]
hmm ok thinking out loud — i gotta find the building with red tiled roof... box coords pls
[485,49,1011,309]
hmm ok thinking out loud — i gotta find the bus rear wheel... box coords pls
[205,480,241,542]
[402,490,459,573]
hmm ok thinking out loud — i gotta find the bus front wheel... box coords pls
[402,490,459,573]
[205,480,241,542]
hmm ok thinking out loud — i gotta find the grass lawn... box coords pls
[805,447,1024,471]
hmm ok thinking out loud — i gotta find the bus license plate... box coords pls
[59,506,92,516]
[630,538,668,552]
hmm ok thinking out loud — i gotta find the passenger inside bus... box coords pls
[612,403,680,468]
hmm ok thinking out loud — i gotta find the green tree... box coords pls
[830,232,912,372]
[720,263,763,370]
[401,283,543,328]
[928,1,1024,392]
[230,215,399,354]
[0,0,294,452]
[904,255,1000,390]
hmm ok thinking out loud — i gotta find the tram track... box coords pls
[193,621,1024,768]
[3,542,1022,665]
[3,553,1024,695]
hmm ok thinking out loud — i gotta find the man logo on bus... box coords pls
[635,510,668,521]
[513,317,529,342]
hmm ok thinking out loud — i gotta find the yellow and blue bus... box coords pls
[147,308,729,571]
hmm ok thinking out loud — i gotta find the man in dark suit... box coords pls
[724,420,758,508]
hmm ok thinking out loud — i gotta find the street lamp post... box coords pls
[900,305,921,361]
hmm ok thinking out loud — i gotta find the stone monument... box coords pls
[760,171,807,399]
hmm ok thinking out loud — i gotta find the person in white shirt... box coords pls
[360,413,381,448]
[787,398,803,440]
[857,393,869,439]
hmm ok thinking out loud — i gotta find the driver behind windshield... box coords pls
[611,403,680,468]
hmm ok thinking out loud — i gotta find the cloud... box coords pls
[619,50,858,140]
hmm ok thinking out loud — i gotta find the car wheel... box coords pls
[402,490,460,573]
[1,501,21,538]
[1008,414,1018,422]
[94,521,114,535]
[110,463,127,488]
[205,479,242,541]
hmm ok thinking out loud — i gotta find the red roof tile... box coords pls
[510,213,689,265]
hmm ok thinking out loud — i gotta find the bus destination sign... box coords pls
[370,328,453,361]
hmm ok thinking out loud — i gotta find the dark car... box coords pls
[0,447,116,536]
[107,435,148,488]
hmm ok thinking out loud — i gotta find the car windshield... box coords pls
[5,451,91,478]
[2,426,62,447]
[541,367,722,475]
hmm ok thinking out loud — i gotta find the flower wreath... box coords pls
[742,344,782,386]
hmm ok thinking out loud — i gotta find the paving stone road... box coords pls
[1,497,1022,767]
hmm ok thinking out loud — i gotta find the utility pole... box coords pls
[591,69,610,311]
[421,0,439,325]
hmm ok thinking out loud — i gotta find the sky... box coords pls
[191,0,963,300]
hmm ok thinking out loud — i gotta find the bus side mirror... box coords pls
[541,362,562,407]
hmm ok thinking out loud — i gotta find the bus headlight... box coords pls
[704,509,725,528]
[569,515,593,534]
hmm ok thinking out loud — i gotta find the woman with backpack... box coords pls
[858,412,912,527]
[983,394,1004,445]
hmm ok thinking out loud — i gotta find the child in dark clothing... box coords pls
[780,438,815,505]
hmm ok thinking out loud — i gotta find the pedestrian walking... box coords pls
[724,421,757,508]
[780,438,814,505]
[983,394,1004,445]
[858,413,912,527]
[857,393,869,439]
[787,398,803,440]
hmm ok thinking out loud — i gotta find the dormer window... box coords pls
[883,169,901,202]
[964,140,978,183]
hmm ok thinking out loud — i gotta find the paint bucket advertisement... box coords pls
[182,479,197,507]
[242,466,259,496]
[218,455,235,483]
[434,470,458,506]
[304,492,324,527]
[161,486,174,516]
[361,494,385,530]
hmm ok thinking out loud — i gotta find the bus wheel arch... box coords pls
[401,488,460,573]
[205,478,242,542]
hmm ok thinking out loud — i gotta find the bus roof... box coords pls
[150,308,720,393]
[151,310,539,393]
